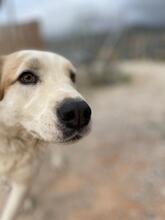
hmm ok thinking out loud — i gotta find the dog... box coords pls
[0,50,91,220]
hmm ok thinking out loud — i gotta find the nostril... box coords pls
[62,110,75,121]
[57,100,78,128]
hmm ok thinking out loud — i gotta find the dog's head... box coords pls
[0,50,91,143]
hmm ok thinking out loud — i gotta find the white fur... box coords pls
[0,50,88,220]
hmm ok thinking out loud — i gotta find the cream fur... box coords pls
[0,50,89,220]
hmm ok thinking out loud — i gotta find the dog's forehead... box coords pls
[4,50,75,74]
[17,50,74,71]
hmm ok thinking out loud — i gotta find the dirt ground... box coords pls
[1,61,165,220]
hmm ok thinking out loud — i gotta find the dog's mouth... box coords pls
[28,123,91,143]
[29,130,43,139]
[62,133,83,143]
[58,124,91,144]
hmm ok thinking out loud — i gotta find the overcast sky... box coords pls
[0,0,165,37]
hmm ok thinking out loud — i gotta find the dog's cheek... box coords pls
[38,118,63,142]
[21,115,60,142]
[39,119,61,142]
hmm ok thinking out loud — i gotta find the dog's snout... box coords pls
[57,99,91,130]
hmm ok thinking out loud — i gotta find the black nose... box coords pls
[57,99,91,130]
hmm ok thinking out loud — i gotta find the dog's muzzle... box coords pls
[57,98,91,142]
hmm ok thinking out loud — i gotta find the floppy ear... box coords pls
[0,56,5,101]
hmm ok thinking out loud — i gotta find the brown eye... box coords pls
[18,71,39,85]
[70,71,76,83]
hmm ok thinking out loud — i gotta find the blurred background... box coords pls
[1,0,165,219]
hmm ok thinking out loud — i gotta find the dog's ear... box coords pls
[0,56,5,101]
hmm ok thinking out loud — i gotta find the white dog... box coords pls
[0,50,91,220]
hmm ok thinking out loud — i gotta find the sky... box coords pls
[0,0,165,38]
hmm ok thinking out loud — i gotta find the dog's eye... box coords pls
[18,71,39,85]
[69,71,76,83]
